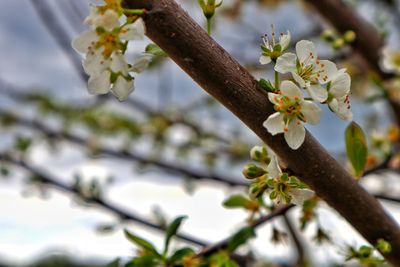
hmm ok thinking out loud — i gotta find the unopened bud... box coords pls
[250,146,268,162]
[343,30,356,43]
[332,37,345,49]
[322,29,335,42]
[242,164,267,179]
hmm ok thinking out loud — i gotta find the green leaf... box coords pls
[145,44,167,57]
[107,258,120,267]
[124,229,160,257]
[168,247,195,263]
[125,256,159,267]
[345,122,368,177]
[227,226,256,252]
[164,216,187,254]
[259,78,275,92]
[223,194,252,209]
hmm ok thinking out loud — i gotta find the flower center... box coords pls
[274,95,303,122]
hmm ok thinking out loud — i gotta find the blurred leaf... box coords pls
[125,256,159,267]
[14,136,32,153]
[164,216,187,254]
[227,226,256,252]
[107,258,120,267]
[345,122,368,177]
[223,194,252,209]
[124,229,160,257]
[145,43,167,57]
[168,247,195,264]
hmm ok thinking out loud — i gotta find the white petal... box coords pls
[72,30,98,53]
[281,80,303,99]
[83,6,98,26]
[266,155,282,179]
[329,96,353,120]
[291,188,314,205]
[259,55,272,65]
[330,71,351,98]
[131,54,153,73]
[120,18,145,40]
[296,40,317,64]
[279,31,291,50]
[110,52,129,74]
[88,71,111,94]
[263,112,285,135]
[83,49,110,76]
[275,53,297,74]
[292,71,306,88]
[301,101,321,125]
[284,119,305,150]
[315,60,338,84]
[268,93,281,105]
[111,76,134,101]
[306,84,328,102]
[93,9,120,31]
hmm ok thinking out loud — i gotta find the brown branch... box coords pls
[283,214,307,266]
[196,204,295,258]
[122,0,400,264]
[0,153,208,247]
[0,110,248,187]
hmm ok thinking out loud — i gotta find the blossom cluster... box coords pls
[72,0,152,101]
[260,31,353,149]
[243,146,314,205]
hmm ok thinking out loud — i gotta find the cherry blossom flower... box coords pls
[267,156,314,205]
[72,11,145,100]
[380,46,400,75]
[259,30,291,65]
[275,40,338,102]
[263,80,321,149]
[327,69,352,120]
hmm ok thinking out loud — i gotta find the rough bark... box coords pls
[123,0,400,265]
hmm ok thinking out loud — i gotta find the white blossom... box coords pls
[260,31,291,65]
[327,69,352,120]
[263,80,321,149]
[131,54,153,73]
[380,46,400,75]
[275,40,338,102]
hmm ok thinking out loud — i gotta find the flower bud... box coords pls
[249,146,268,162]
[343,30,356,43]
[242,164,267,179]
[322,29,335,42]
[332,38,345,49]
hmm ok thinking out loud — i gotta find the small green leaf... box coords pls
[259,78,275,92]
[106,258,120,267]
[124,229,160,257]
[164,216,187,254]
[227,226,256,252]
[345,122,368,177]
[168,247,195,263]
[223,194,252,209]
[125,256,159,267]
[145,44,167,57]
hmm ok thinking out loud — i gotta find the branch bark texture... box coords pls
[123,0,400,264]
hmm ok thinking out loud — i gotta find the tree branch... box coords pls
[196,204,295,258]
[0,153,208,247]
[121,0,400,264]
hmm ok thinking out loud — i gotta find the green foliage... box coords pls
[164,216,187,254]
[227,226,256,252]
[208,252,238,267]
[145,44,167,57]
[223,194,255,210]
[124,230,161,257]
[345,122,368,177]
[258,79,276,93]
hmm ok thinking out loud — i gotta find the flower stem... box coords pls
[207,18,212,35]
[274,71,280,91]
[123,8,146,15]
